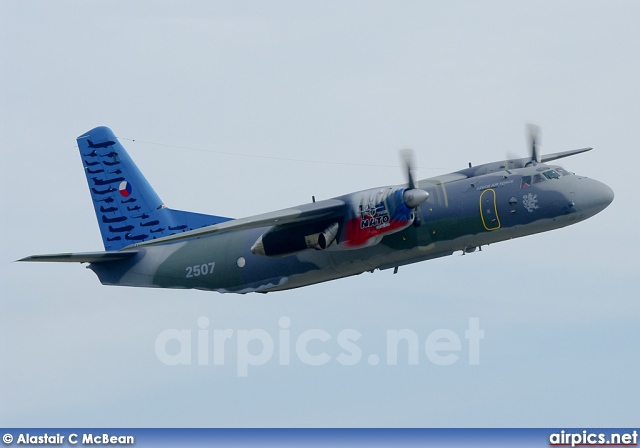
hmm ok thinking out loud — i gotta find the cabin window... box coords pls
[521,176,532,188]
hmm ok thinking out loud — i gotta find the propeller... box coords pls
[399,148,429,226]
[526,122,542,165]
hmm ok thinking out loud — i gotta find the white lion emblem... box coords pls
[523,193,539,213]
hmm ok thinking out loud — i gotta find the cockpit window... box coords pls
[521,169,565,188]
[532,174,546,184]
[543,170,560,180]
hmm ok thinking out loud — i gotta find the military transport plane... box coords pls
[19,125,614,293]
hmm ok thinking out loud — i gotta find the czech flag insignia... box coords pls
[118,181,133,197]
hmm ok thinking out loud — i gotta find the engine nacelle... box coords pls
[250,186,429,256]
[340,186,420,249]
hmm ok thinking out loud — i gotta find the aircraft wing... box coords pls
[418,173,468,187]
[541,147,592,163]
[428,147,594,180]
[17,250,139,263]
[122,198,347,249]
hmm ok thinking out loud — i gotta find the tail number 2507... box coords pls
[186,262,215,278]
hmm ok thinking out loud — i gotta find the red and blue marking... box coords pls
[118,181,133,197]
[343,189,413,247]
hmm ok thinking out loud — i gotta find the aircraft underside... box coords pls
[88,209,586,294]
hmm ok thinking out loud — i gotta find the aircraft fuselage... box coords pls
[89,164,613,293]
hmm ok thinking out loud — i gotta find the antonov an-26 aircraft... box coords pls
[20,125,614,293]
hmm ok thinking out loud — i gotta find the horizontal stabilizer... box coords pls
[17,250,138,263]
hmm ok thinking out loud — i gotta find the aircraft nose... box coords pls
[574,177,614,216]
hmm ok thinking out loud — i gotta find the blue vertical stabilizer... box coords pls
[77,126,232,250]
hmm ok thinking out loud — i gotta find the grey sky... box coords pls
[1,1,638,427]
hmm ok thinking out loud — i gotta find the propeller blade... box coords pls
[413,205,423,227]
[399,148,429,217]
[399,148,417,190]
[526,122,542,164]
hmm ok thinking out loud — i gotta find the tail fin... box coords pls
[77,126,231,250]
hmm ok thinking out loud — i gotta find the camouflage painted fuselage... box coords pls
[20,126,613,293]
[90,164,613,293]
